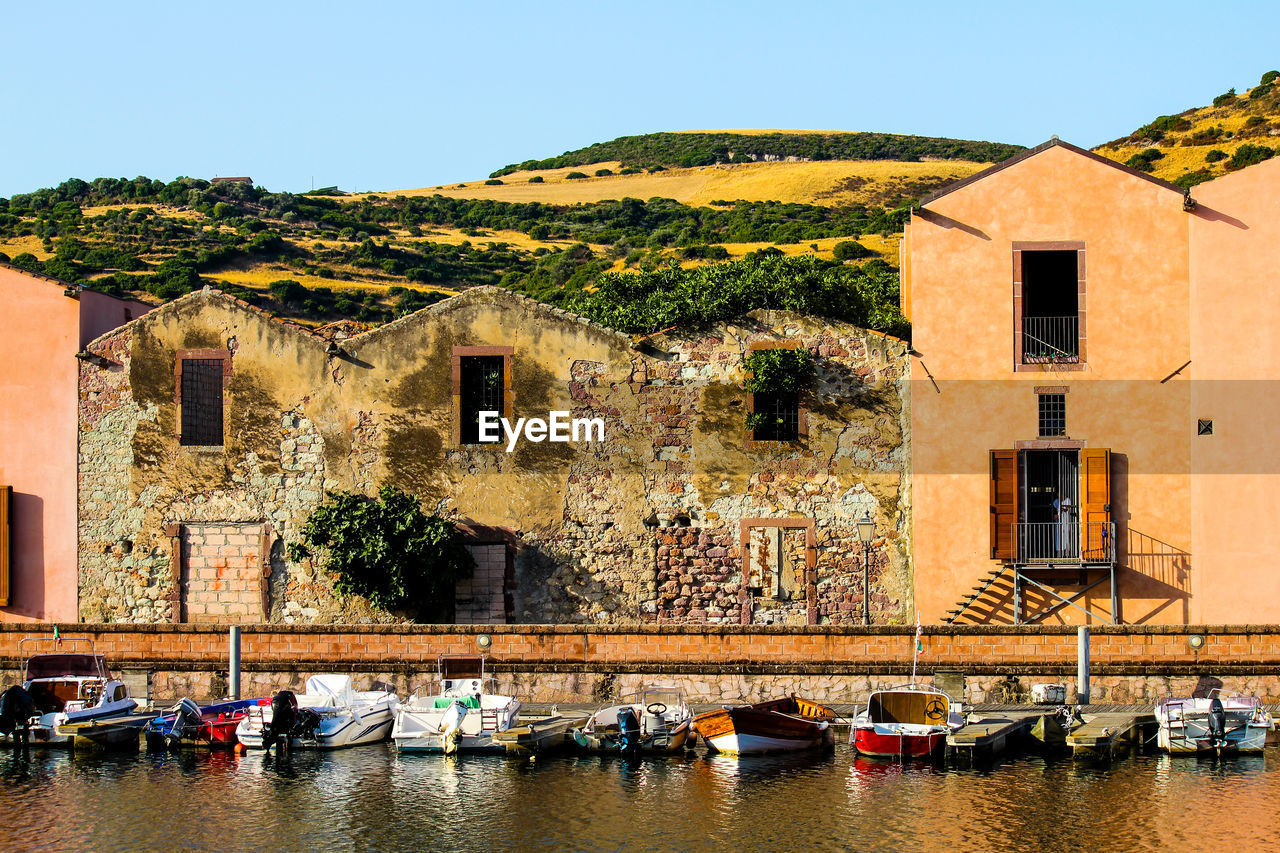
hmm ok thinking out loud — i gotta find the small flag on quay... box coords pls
[54,626,61,646]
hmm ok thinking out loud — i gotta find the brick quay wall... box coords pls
[4,624,1279,706]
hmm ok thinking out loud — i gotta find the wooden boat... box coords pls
[145,698,259,750]
[491,713,590,755]
[850,686,964,759]
[392,656,521,754]
[13,636,138,747]
[694,695,837,755]
[236,675,398,750]
[573,688,693,755]
[1155,692,1273,754]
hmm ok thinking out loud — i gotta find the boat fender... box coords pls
[618,706,640,753]
[1208,697,1227,745]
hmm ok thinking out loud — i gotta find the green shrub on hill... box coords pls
[562,253,907,337]
[488,131,1024,177]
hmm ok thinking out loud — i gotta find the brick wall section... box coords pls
[5,624,1280,675]
[455,544,506,624]
[180,523,263,622]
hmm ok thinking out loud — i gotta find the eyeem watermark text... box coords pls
[477,411,605,452]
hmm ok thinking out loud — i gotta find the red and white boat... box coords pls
[850,686,964,759]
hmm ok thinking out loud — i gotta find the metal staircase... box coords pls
[944,566,1012,624]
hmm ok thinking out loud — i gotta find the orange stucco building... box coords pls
[0,264,149,621]
[905,139,1280,625]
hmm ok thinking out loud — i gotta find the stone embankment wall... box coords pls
[78,287,910,628]
[5,624,1279,706]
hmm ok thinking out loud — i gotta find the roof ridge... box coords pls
[345,285,635,348]
[918,137,1191,207]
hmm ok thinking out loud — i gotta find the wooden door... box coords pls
[1081,448,1112,561]
[990,450,1018,561]
[0,486,9,606]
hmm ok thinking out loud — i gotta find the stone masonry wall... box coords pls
[78,287,910,627]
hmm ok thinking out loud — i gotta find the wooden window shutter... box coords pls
[0,485,10,606]
[989,450,1018,561]
[1081,448,1112,560]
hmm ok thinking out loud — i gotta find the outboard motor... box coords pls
[165,698,204,748]
[0,685,34,749]
[617,706,641,754]
[440,699,468,755]
[291,708,322,745]
[1208,697,1227,748]
[264,690,298,754]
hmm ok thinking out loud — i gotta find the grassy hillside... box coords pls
[1094,69,1280,188]
[377,158,987,209]
[0,173,911,331]
[489,130,1024,176]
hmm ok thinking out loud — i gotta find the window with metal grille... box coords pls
[752,391,800,442]
[180,358,224,446]
[1038,393,1066,438]
[459,355,505,444]
[1197,418,1214,436]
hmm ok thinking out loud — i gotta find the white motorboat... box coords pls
[235,674,398,750]
[573,688,693,754]
[1155,692,1273,754]
[9,636,138,747]
[392,655,520,754]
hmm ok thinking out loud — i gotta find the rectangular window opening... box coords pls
[459,355,505,445]
[752,391,799,442]
[180,358,224,446]
[1022,250,1080,364]
[1038,393,1066,438]
[1197,418,1214,436]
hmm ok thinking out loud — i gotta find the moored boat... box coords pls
[145,698,259,750]
[236,675,398,750]
[10,636,138,747]
[1155,692,1272,755]
[573,688,693,755]
[694,695,836,755]
[392,655,521,754]
[850,685,964,759]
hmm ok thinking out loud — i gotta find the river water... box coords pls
[1,744,1278,852]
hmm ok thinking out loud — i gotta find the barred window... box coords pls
[180,358,225,446]
[1038,393,1066,438]
[753,391,800,442]
[459,355,505,444]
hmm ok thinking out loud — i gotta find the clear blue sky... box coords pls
[2,1,1275,198]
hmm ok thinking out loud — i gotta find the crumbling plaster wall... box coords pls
[79,286,911,626]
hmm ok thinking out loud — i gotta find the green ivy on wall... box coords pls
[288,485,475,621]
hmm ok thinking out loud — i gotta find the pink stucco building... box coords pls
[904,139,1280,625]
[0,264,149,621]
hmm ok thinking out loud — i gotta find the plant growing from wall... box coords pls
[288,485,474,621]
[743,347,815,431]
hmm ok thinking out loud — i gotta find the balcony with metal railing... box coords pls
[1021,316,1079,363]
[1013,521,1115,566]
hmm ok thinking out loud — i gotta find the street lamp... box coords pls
[857,513,875,626]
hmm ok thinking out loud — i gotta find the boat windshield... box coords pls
[632,689,683,710]
[868,690,950,726]
[25,654,105,681]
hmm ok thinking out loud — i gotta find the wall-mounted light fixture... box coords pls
[1187,634,1205,651]
[476,633,492,650]
[75,351,111,368]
